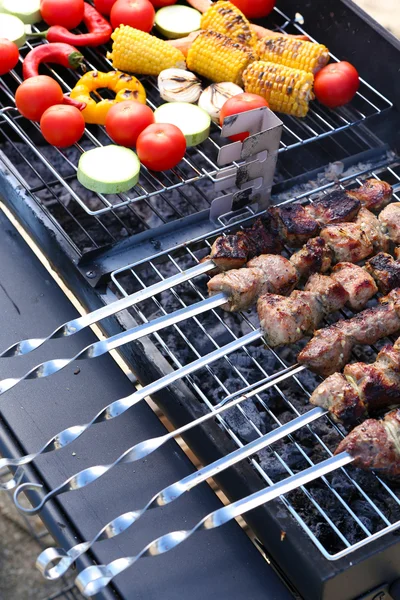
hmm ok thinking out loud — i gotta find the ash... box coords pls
[118,245,400,556]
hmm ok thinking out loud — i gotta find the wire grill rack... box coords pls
[110,162,400,561]
[0,5,393,257]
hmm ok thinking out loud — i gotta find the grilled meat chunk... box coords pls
[355,207,389,253]
[247,255,298,296]
[257,291,323,346]
[335,409,400,478]
[298,324,354,378]
[379,203,400,245]
[320,221,374,263]
[290,237,333,279]
[209,234,249,270]
[245,218,283,257]
[365,253,400,294]
[298,289,400,376]
[208,268,261,311]
[268,204,319,247]
[207,255,298,312]
[349,179,393,212]
[209,218,281,270]
[310,372,366,424]
[344,353,400,414]
[331,262,377,311]
[310,343,400,425]
[307,190,361,225]
[304,273,349,314]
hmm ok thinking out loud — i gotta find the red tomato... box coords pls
[94,0,118,15]
[110,0,155,32]
[0,39,19,76]
[136,123,186,171]
[40,0,85,29]
[105,101,155,147]
[229,0,275,19]
[40,105,85,148]
[149,0,177,6]
[314,61,360,108]
[15,76,64,121]
[220,93,269,142]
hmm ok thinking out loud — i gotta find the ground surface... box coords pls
[354,0,400,37]
[0,1,398,599]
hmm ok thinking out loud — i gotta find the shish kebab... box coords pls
[0,185,396,485]
[61,407,400,597]
[7,251,398,495]
[13,254,400,513]
[0,183,397,395]
[0,179,390,360]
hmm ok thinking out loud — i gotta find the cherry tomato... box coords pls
[136,123,186,171]
[314,61,360,108]
[40,105,85,148]
[105,100,155,147]
[15,76,64,121]
[94,0,118,15]
[220,93,269,142]
[110,0,155,32]
[229,0,275,19]
[0,39,19,76]
[40,0,85,29]
[149,0,177,6]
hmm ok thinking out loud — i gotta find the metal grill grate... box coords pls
[0,6,393,257]
[110,163,400,561]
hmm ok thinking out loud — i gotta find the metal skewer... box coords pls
[0,261,214,358]
[14,362,304,514]
[0,293,227,395]
[36,405,323,580]
[0,328,262,491]
[74,452,354,597]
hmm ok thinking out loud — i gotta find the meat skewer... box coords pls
[3,197,398,394]
[67,408,398,596]
[310,336,400,425]
[298,288,400,377]
[209,192,398,314]
[208,179,392,270]
[10,254,400,508]
[0,180,391,361]
[3,247,393,487]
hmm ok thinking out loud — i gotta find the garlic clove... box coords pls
[198,82,244,123]
[158,68,202,104]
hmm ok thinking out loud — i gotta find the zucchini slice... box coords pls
[0,13,26,47]
[154,102,211,147]
[2,0,41,25]
[77,146,141,194]
[155,5,201,39]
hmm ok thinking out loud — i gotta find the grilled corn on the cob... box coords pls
[107,26,186,76]
[187,30,257,86]
[200,1,257,47]
[257,36,329,74]
[243,61,314,117]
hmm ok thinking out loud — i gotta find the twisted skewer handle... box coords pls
[0,294,226,396]
[0,330,262,489]
[75,453,353,597]
[0,262,214,358]
[37,405,324,579]
[14,356,303,514]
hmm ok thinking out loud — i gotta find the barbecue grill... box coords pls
[1,1,400,599]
